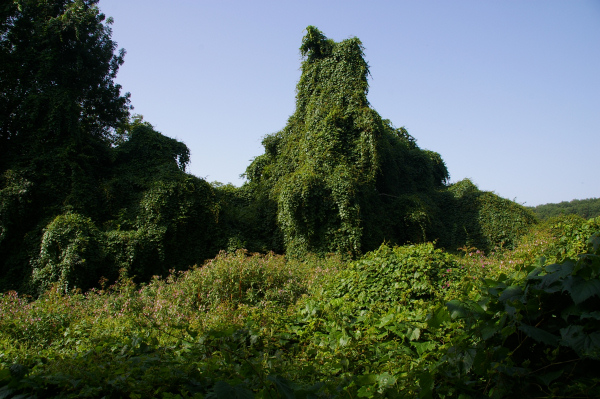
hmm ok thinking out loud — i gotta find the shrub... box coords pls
[31,212,109,294]
[432,230,600,398]
[328,242,462,312]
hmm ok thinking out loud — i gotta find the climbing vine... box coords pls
[245,26,449,257]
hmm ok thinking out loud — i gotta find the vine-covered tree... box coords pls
[0,0,131,289]
[244,26,449,256]
[0,1,220,293]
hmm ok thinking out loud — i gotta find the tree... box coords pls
[244,27,449,257]
[0,0,130,212]
[0,0,130,290]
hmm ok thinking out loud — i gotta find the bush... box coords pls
[328,242,462,312]
[438,179,537,252]
[432,230,600,398]
[31,212,109,294]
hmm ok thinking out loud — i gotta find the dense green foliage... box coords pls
[240,27,536,258]
[0,0,130,290]
[532,197,600,221]
[4,11,591,396]
[0,1,220,293]
[1,11,538,293]
[1,217,599,398]
[436,178,538,252]
[328,243,461,311]
[244,26,450,257]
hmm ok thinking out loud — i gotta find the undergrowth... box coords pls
[1,216,599,398]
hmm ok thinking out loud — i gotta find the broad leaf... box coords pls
[498,285,522,302]
[268,375,296,399]
[518,324,559,346]
[447,300,484,319]
[376,372,397,389]
[560,326,600,359]
[568,278,600,304]
[536,369,564,387]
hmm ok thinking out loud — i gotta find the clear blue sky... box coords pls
[99,0,600,207]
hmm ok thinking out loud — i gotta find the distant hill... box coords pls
[530,197,600,220]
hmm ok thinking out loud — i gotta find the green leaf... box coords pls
[462,348,477,373]
[377,313,395,328]
[498,285,522,302]
[447,300,469,319]
[411,341,436,356]
[417,371,434,399]
[560,326,600,359]
[446,300,484,319]
[518,324,559,346]
[407,327,421,341]
[480,325,497,340]
[568,278,600,304]
[376,372,397,389]
[267,375,295,399]
[356,374,378,385]
[427,306,450,328]
[536,369,564,387]
[579,311,600,320]
[588,234,600,254]
[357,385,376,398]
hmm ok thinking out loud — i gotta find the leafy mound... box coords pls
[0,3,221,293]
[436,178,537,252]
[329,243,461,311]
[433,229,600,397]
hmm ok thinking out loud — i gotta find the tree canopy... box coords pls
[532,197,600,221]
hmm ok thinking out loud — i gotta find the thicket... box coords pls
[241,26,535,258]
[242,25,451,256]
[2,2,597,396]
[1,216,599,398]
[0,1,220,294]
[0,0,539,294]
[436,178,537,252]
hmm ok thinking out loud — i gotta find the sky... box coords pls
[99,0,600,207]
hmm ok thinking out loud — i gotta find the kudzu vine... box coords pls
[245,26,451,257]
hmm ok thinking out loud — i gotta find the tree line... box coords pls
[531,198,600,221]
[1,1,537,294]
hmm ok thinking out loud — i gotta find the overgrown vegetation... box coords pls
[243,26,448,257]
[1,216,599,398]
[1,2,536,293]
[0,1,220,293]
[1,1,597,397]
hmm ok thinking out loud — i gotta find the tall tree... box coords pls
[244,27,449,256]
[0,0,130,200]
[0,0,130,289]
